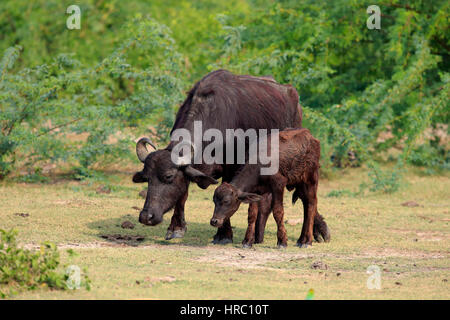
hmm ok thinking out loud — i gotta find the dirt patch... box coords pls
[52,199,102,208]
[285,218,302,226]
[100,234,145,244]
[197,246,448,270]
[96,185,111,194]
[311,261,328,270]
[196,247,310,269]
[14,213,29,218]
[361,247,446,259]
[401,201,421,207]
[415,231,448,242]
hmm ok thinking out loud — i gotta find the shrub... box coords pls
[0,229,90,298]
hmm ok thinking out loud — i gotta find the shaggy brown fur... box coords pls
[211,128,330,248]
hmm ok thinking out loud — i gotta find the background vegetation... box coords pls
[0,0,448,190]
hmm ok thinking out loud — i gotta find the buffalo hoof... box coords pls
[212,237,233,245]
[296,242,310,248]
[277,243,287,249]
[165,228,186,240]
[242,242,253,249]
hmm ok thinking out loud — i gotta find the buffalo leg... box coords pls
[271,177,287,248]
[295,187,330,243]
[242,202,258,248]
[165,189,188,240]
[254,193,272,244]
[297,181,317,248]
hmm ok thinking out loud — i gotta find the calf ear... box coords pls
[132,171,147,183]
[183,166,218,189]
[238,192,263,203]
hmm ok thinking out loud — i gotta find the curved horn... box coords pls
[136,137,156,163]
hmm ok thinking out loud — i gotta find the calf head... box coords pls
[133,137,218,226]
[211,182,262,227]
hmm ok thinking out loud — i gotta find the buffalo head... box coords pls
[133,137,218,226]
[211,182,262,228]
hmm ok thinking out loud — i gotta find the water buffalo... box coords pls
[210,128,330,248]
[132,69,303,244]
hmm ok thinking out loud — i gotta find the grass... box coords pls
[0,166,448,299]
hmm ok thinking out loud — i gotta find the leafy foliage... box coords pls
[0,17,185,178]
[0,0,448,192]
[0,229,90,298]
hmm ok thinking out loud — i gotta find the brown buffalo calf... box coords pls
[210,128,330,248]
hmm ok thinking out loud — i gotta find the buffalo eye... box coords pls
[164,173,175,181]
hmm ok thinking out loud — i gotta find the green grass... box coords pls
[0,166,448,299]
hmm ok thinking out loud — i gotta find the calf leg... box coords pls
[294,188,329,243]
[271,178,288,248]
[165,189,188,240]
[242,202,258,248]
[254,193,272,244]
[297,181,317,248]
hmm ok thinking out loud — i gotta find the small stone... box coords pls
[336,272,341,277]
[395,282,402,285]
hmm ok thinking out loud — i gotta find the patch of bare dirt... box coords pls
[100,234,145,244]
[96,185,111,194]
[52,199,102,208]
[14,212,29,218]
[401,201,421,207]
[361,247,447,259]
[311,261,328,270]
[196,247,310,269]
[285,218,302,226]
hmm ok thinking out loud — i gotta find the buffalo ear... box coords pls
[238,192,262,203]
[182,166,218,189]
[132,171,147,183]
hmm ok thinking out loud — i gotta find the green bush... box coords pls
[0,0,448,193]
[0,17,185,179]
[0,229,90,298]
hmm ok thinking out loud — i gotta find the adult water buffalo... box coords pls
[133,69,305,244]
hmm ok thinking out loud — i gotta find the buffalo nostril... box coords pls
[139,210,153,225]
[210,219,218,226]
